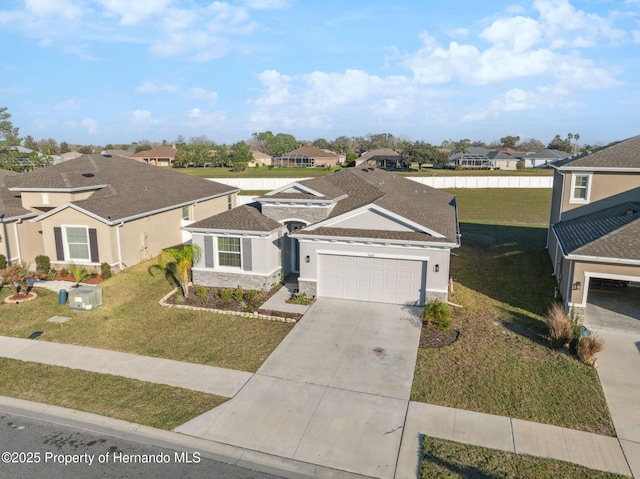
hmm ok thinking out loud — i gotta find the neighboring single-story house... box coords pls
[274,146,343,168]
[487,150,518,170]
[5,154,238,270]
[186,167,460,305]
[519,149,570,168]
[547,135,640,318]
[131,145,177,167]
[249,150,273,168]
[355,148,407,168]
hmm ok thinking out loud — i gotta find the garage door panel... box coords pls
[318,254,425,305]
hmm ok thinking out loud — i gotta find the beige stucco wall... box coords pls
[568,260,640,307]
[561,171,640,221]
[21,190,96,211]
[0,220,44,264]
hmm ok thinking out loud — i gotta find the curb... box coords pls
[0,396,373,479]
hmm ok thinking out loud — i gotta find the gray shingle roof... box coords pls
[187,204,282,233]
[294,168,458,243]
[7,154,237,224]
[556,135,640,170]
[553,202,640,260]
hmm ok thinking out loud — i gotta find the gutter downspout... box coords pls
[116,222,125,270]
[13,220,22,263]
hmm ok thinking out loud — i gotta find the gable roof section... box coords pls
[0,170,35,222]
[358,148,402,161]
[8,155,237,225]
[294,168,459,244]
[260,176,348,202]
[553,202,640,261]
[131,145,177,158]
[555,135,640,171]
[186,204,283,234]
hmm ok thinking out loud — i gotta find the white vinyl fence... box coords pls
[211,175,553,191]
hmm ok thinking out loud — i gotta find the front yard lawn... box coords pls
[412,222,614,435]
[0,260,294,373]
[0,358,225,430]
[420,436,627,479]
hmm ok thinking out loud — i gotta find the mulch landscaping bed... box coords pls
[164,285,302,321]
[419,321,459,348]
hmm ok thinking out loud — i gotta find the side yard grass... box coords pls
[412,187,615,436]
[0,260,293,372]
[420,436,627,479]
[0,358,225,430]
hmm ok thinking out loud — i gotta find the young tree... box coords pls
[500,135,520,149]
[149,245,201,298]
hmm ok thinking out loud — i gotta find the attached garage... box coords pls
[318,254,426,305]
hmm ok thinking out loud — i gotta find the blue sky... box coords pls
[1,0,639,147]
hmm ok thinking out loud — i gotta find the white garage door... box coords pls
[318,254,425,305]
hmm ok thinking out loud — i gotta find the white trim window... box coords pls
[570,173,591,203]
[65,226,90,261]
[218,237,242,268]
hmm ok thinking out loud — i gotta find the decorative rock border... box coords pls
[158,288,298,323]
[4,292,38,304]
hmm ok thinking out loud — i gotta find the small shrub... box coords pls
[422,300,452,332]
[546,303,573,348]
[35,255,50,274]
[0,254,7,270]
[231,162,248,172]
[68,263,89,286]
[244,289,259,303]
[577,334,604,366]
[287,292,313,305]
[219,288,233,300]
[234,286,244,302]
[101,262,112,280]
[175,293,185,303]
[60,268,69,277]
[195,285,207,298]
[516,160,525,171]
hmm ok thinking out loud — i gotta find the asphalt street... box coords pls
[0,410,283,479]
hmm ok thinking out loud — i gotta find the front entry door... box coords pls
[285,222,304,274]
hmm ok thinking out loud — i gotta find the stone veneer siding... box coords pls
[193,269,281,291]
[261,204,331,225]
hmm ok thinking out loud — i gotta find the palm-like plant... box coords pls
[149,244,201,297]
[68,263,89,287]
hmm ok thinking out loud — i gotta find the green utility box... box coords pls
[69,286,103,312]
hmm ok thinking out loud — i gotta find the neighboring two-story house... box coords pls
[186,167,460,306]
[547,135,640,318]
[4,154,238,271]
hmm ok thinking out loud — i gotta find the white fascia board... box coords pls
[263,181,325,197]
[304,203,446,238]
[293,232,458,249]
[185,226,285,237]
[559,166,640,173]
[1,212,37,223]
[259,195,346,205]
[565,254,640,266]
[30,203,110,224]
[8,185,108,193]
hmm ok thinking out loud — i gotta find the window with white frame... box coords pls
[65,227,90,261]
[218,237,241,267]
[182,206,190,220]
[570,174,591,203]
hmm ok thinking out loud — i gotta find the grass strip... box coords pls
[0,358,225,430]
[420,436,627,479]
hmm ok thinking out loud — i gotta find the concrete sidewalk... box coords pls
[260,281,311,315]
[0,336,252,398]
[396,402,633,478]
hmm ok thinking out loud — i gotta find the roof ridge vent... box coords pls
[625,209,637,216]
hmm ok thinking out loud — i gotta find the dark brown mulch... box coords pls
[419,321,460,348]
[165,285,302,321]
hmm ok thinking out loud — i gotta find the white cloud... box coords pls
[186,108,226,126]
[490,88,538,111]
[185,87,219,102]
[460,111,488,123]
[81,118,99,135]
[135,81,177,94]
[243,0,290,9]
[448,28,470,39]
[129,109,159,126]
[26,0,84,21]
[480,16,540,52]
[95,0,172,25]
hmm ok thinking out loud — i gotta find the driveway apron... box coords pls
[584,303,640,478]
[176,298,422,478]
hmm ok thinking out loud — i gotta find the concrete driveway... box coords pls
[584,291,640,477]
[176,299,422,478]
